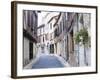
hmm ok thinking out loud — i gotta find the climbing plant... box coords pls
[74,27,90,66]
[75,27,90,47]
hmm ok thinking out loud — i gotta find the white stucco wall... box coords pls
[23,37,29,67]
[74,13,91,66]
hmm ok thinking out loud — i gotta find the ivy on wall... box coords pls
[75,27,90,47]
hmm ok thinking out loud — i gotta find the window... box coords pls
[70,30,74,53]
[45,34,48,40]
[50,23,52,29]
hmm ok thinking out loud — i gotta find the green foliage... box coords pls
[75,27,90,47]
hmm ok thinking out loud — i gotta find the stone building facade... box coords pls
[53,12,91,67]
[23,10,38,68]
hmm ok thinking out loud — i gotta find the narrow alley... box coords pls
[23,10,91,69]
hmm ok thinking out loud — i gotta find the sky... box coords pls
[37,11,60,27]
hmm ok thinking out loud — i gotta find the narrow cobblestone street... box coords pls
[32,54,65,69]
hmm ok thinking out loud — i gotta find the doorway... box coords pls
[29,42,33,60]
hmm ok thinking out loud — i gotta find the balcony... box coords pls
[23,29,38,42]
